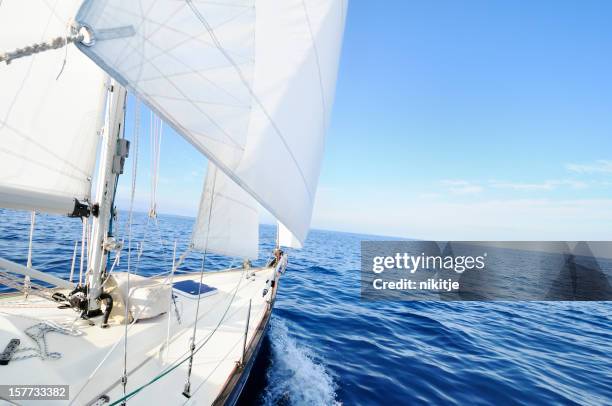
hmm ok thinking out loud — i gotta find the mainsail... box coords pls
[0,0,107,215]
[192,163,259,260]
[75,0,347,244]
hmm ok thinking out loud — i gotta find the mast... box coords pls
[87,78,128,314]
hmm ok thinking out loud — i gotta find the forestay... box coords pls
[192,163,259,260]
[0,0,107,215]
[75,0,347,244]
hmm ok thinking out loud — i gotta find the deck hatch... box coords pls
[173,280,218,298]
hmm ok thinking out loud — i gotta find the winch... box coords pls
[52,286,113,328]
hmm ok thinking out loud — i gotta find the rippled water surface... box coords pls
[0,210,610,405]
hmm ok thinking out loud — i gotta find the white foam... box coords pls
[262,317,340,405]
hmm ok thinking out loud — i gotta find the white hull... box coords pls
[0,266,280,405]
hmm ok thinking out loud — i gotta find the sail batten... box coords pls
[75,0,347,244]
[0,0,108,215]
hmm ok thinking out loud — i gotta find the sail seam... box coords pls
[216,194,259,214]
[105,36,246,151]
[0,132,92,179]
[301,0,328,133]
[185,0,315,204]
[106,3,255,71]
[0,0,59,130]
[109,0,178,72]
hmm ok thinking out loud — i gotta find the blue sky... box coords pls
[118,1,612,240]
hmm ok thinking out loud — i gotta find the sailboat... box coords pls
[0,0,346,404]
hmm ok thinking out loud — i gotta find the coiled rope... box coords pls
[10,321,82,362]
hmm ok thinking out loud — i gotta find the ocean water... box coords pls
[0,210,610,405]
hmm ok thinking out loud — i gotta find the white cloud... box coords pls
[566,160,612,174]
[417,192,441,199]
[490,179,588,191]
[312,195,612,240]
[440,180,483,195]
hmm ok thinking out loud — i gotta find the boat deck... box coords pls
[0,266,278,405]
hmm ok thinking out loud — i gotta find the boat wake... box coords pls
[262,317,340,406]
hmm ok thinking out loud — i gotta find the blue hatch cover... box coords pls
[173,280,218,296]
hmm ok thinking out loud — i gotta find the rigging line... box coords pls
[149,112,154,216]
[109,265,247,406]
[185,327,244,402]
[79,217,86,286]
[165,240,178,359]
[55,22,72,80]
[105,266,250,386]
[183,165,218,397]
[24,211,36,297]
[100,249,123,289]
[70,281,168,406]
[185,0,315,203]
[149,112,162,218]
[122,96,141,403]
[69,241,78,283]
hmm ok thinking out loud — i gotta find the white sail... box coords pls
[192,163,259,260]
[0,0,107,215]
[278,221,303,249]
[75,0,347,244]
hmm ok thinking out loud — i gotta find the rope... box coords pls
[149,112,163,218]
[0,33,84,65]
[182,166,218,397]
[24,211,36,297]
[122,96,141,404]
[109,265,247,406]
[165,241,179,358]
[69,240,78,283]
[55,24,73,80]
[0,272,54,301]
[79,217,87,286]
[70,273,178,406]
[10,321,82,362]
[69,281,164,406]
[122,108,174,279]
[100,251,122,289]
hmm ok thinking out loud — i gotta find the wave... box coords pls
[262,317,340,406]
[307,265,337,275]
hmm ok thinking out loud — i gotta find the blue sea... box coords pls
[0,210,610,405]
